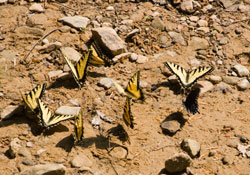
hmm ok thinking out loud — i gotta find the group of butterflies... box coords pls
[21,38,213,143]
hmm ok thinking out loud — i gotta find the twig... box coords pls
[54,1,78,11]
[23,28,59,62]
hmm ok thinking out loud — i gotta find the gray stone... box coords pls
[18,147,32,159]
[237,79,250,90]
[55,106,80,116]
[98,78,113,89]
[152,18,165,31]
[69,99,79,106]
[20,164,66,175]
[71,154,93,168]
[58,16,90,30]
[37,42,62,54]
[197,81,214,94]
[22,158,35,166]
[209,75,222,84]
[215,82,233,93]
[59,26,71,33]
[181,139,201,158]
[180,0,194,13]
[189,16,199,22]
[60,47,81,62]
[136,55,148,64]
[219,0,238,8]
[232,64,249,77]
[238,4,249,12]
[27,14,47,27]
[189,37,209,50]
[26,142,33,148]
[165,153,192,173]
[197,27,210,33]
[130,53,138,61]
[8,138,21,158]
[140,81,148,88]
[168,32,186,46]
[109,146,128,159]
[1,105,23,120]
[197,19,208,27]
[29,3,44,13]
[15,26,43,36]
[130,10,144,22]
[219,37,228,45]
[161,120,181,135]
[92,27,126,56]
[48,70,63,79]
[222,76,241,85]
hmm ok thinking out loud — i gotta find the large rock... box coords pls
[58,16,90,30]
[165,153,192,173]
[0,105,23,120]
[55,106,81,116]
[20,164,66,175]
[8,138,22,158]
[180,0,194,13]
[168,32,186,46]
[181,139,201,158]
[60,47,81,62]
[71,154,93,168]
[219,0,238,8]
[232,64,249,77]
[189,37,209,50]
[92,27,126,56]
[161,120,181,135]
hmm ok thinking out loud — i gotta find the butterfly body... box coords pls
[36,99,75,128]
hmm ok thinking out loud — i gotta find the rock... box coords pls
[222,155,234,165]
[8,138,21,158]
[48,70,63,79]
[26,142,33,148]
[209,75,222,84]
[59,26,71,33]
[140,81,148,88]
[151,18,165,31]
[112,52,132,63]
[130,53,138,61]
[126,29,140,41]
[136,55,148,64]
[27,14,48,27]
[161,120,181,135]
[69,99,79,106]
[197,27,210,33]
[15,26,43,36]
[168,32,186,46]
[190,59,201,67]
[130,10,144,22]
[60,47,81,62]
[98,78,113,89]
[58,16,90,30]
[22,158,35,166]
[208,150,216,157]
[222,76,241,85]
[214,82,233,93]
[37,42,62,54]
[189,37,209,50]
[0,50,18,62]
[106,6,114,11]
[189,16,199,22]
[0,105,23,120]
[20,164,66,175]
[197,19,208,27]
[109,147,127,159]
[180,0,194,13]
[29,3,44,13]
[237,79,250,90]
[181,139,201,158]
[91,114,102,127]
[197,81,214,94]
[235,28,242,34]
[92,27,126,56]
[33,73,46,82]
[18,147,32,159]
[55,106,81,116]
[218,37,228,45]
[71,154,93,168]
[232,64,249,77]
[219,0,238,8]
[238,4,249,12]
[165,153,192,173]
[168,75,179,84]
[0,0,7,5]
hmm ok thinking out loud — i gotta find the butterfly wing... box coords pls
[73,109,84,143]
[111,79,126,95]
[89,41,111,67]
[22,83,46,111]
[62,53,81,89]
[183,88,200,115]
[123,97,134,129]
[125,71,144,100]
[187,66,214,87]
[164,62,188,88]
[36,99,53,127]
[47,114,75,127]
[76,50,91,83]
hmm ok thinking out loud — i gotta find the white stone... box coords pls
[237,79,250,90]
[48,70,63,79]
[197,19,208,27]
[58,16,90,30]
[55,106,81,116]
[136,55,148,64]
[106,6,114,11]
[98,78,113,89]
[189,16,199,22]
[60,47,81,62]
[20,164,66,175]
[71,154,93,168]
[197,81,214,94]
[233,64,249,77]
[29,3,44,13]
[0,105,23,120]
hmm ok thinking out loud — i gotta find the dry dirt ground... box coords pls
[0,1,250,175]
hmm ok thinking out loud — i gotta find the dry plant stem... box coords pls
[53,1,78,11]
[23,28,59,62]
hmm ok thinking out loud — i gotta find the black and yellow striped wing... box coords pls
[73,109,84,143]
[123,97,134,129]
[164,62,213,89]
[21,83,46,111]
[183,88,200,115]
[125,71,144,101]
[89,41,111,67]
[62,50,91,89]
[37,99,74,128]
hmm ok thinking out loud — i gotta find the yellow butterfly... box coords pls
[73,109,84,143]
[123,97,134,129]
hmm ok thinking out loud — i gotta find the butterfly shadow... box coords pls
[46,78,79,90]
[56,135,75,152]
[158,168,187,175]
[87,71,106,78]
[151,81,182,95]
[42,124,69,136]
[161,112,187,136]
